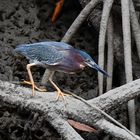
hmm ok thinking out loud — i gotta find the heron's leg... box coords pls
[49,72,68,100]
[22,80,47,92]
[26,63,46,95]
[26,63,37,96]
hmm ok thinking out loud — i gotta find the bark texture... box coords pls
[0,79,140,139]
[97,0,114,95]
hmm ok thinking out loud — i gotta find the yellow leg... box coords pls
[26,63,37,96]
[22,80,47,92]
[49,72,68,100]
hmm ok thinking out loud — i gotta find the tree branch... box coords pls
[96,119,140,140]
[106,16,114,91]
[63,90,137,139]
[2,78,140,139]
[98,0,114,95]
[89,78,140,112]
[46,114,84,140]
[121,0,135,133]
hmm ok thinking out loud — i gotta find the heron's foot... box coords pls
[22,81,47,92]
[56,90,69,100]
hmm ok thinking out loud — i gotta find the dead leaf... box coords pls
[68,119,97,132]
[52,0,64,22]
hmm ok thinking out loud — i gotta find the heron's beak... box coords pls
[85,61,109,77]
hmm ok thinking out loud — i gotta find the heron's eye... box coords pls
[85,59,90,62]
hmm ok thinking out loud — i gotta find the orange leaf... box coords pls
[52,0,64,22]
[68,119,97,132]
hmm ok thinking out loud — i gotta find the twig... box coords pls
[63,89,139,140]
[106,16,113,91]
[121,0,135,133]
[98,0,114,95]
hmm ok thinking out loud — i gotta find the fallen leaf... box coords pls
[68,119,97,132]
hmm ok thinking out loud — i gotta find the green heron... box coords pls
[15,41,109,97]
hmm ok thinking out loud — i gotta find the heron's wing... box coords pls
[15,42,72,65]
[40,41,73,50]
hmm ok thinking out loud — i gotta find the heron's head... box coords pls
[78,50,109,77]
